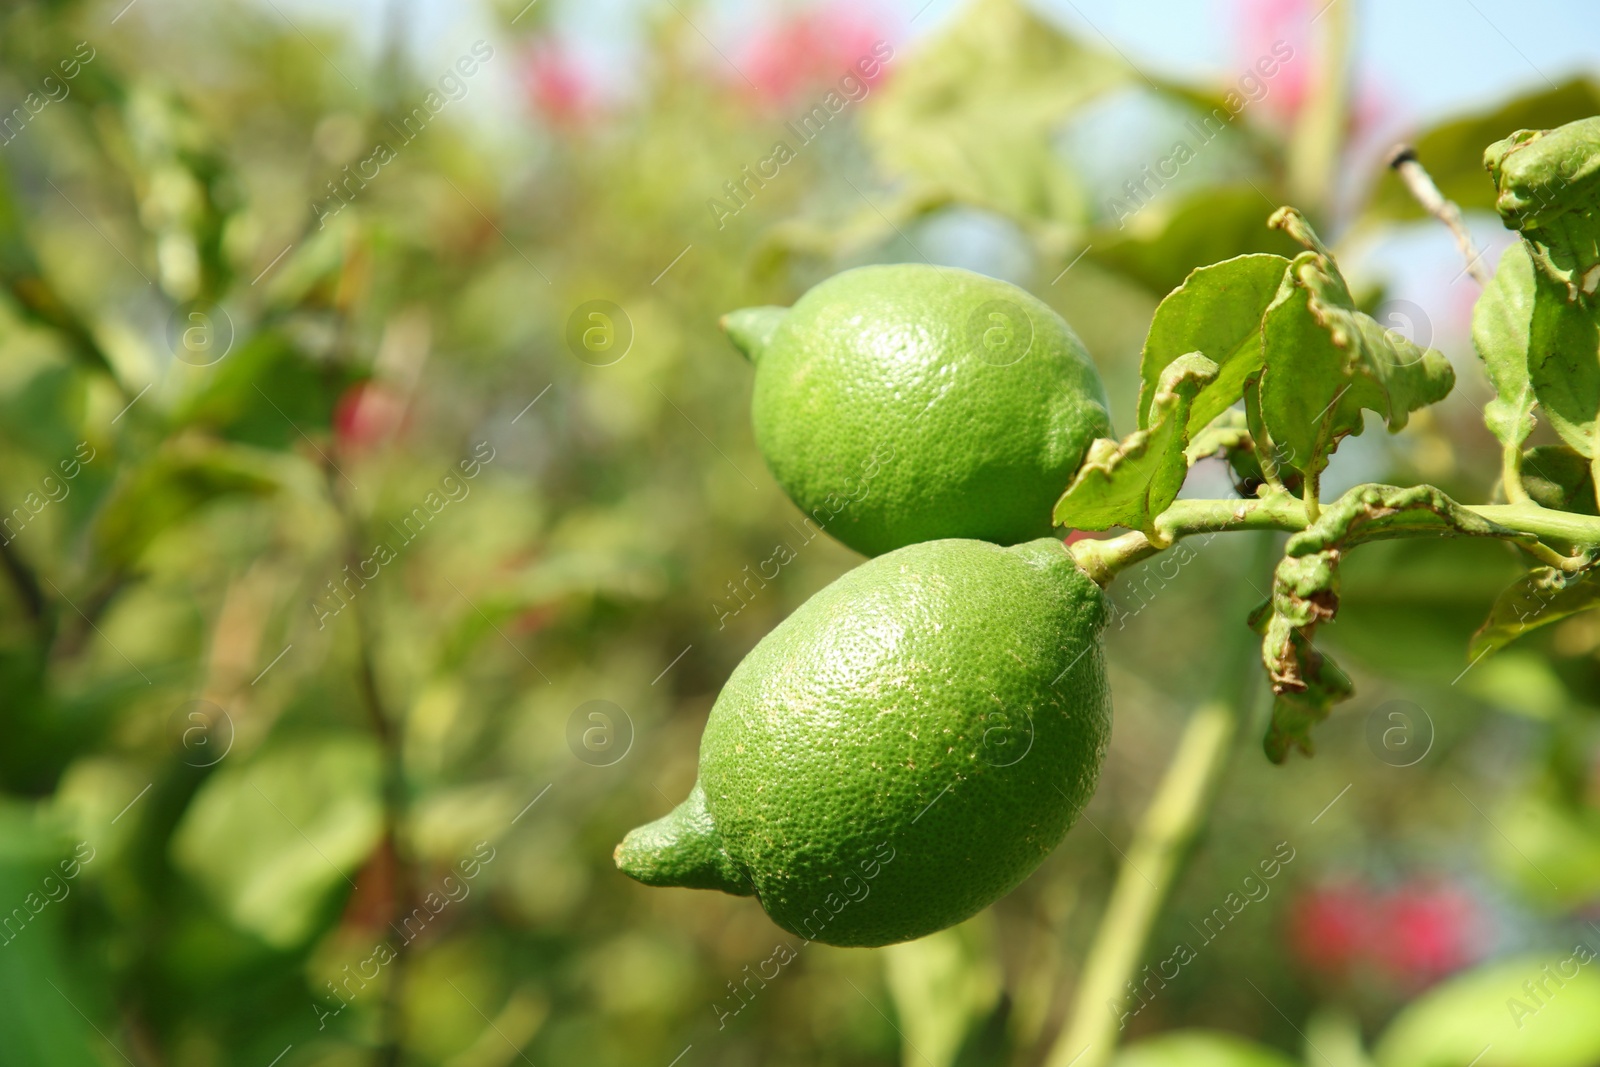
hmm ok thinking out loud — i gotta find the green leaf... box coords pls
[1522,444,1599,514]
[1258,209,1454,478]
[1361,78,1600,225]
[752,189,952,279]
[1375,954,1600,1067]
[1137,252,1289,430]
[172,736,384,948]
[1525,268,1600,473]
[1112,1030,1299,1067]
[1053,352,1217,531]
[1486,117,1600,301]
[1470,566,1600,659]
[1471,241,1540,455]
[1089,187,1302,299]
[862,0,1129,227]
[0,157,120,382]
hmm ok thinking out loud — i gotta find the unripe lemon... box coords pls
[724,264,1113,557]
[615,537,1110,947]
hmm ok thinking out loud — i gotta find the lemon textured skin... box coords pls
[734,264,1112,557]
[615,537,1111,947]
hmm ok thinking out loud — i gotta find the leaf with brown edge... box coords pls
[1252,549,1353,762]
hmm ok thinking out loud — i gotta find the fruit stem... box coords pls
[1044,536,1270,1067]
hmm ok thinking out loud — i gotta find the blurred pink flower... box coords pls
[1289,879,1481,989]
[1235,0,1310,125]
[521,39,595,127]
[1289,881,1371,975]
[736,2,890,107]
[1376,884,1478,986]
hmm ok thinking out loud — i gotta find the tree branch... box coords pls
[1386,144,1493,286]
[1070,488,1600,585]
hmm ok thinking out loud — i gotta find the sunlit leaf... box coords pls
[1258,209,1454,478]
[1487,785,1600,910]
[1486,117,1600,301]
[883,916,1003,1067]
[93,439,286,570]
[863,0,1129,227]
[1136,252,1288,430]
[1054,352,1217,531]
[1472,241,1540,459]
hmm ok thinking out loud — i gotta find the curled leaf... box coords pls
[1258,208,1455,480]
[1285,483,1523,556]
[1252,550,1352,763]
[1053,352,1217,532]
[1184,408,1253,466]
[1253,482,1534,761]
[1485,117,1600,302]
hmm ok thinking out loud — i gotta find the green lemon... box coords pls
[615,536,1110,947]
[724,264,1113,558]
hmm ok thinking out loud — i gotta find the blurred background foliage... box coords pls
[1,0,1599,1064]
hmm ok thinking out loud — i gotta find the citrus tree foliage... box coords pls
[3,1,1600,1066]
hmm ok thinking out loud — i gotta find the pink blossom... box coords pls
[737,2,889,107]
[521,39,594,127]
